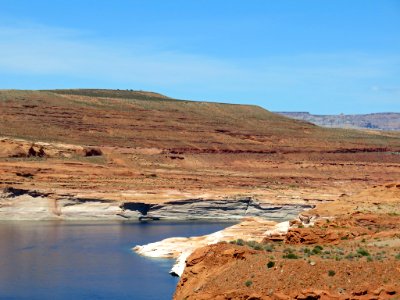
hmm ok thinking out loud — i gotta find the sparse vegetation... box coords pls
[312,245,323,255]
[264,244,275,252]
[388,212,399,216]
[236,239,245,246]
[246,240,263,250]
[266,261,275,268]
[357,248,370,257]
[230,239,265,250]
[245,280,253,287]
[283,253,299,259]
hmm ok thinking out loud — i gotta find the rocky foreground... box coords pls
[134,184,400,299]
[176,240,399,300]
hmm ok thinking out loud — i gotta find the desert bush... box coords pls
[266,261,275,268]
[283,248,295,253]
[263,244,274,252]
[236,239,245,246]
[312,245,323,255]
[357,248,370,257]
[245,280,253,287]
[253,244,263,250]
[328,270,336,277]
[247,240,257,247]
[283,253,299,259]
[246,240,263,250]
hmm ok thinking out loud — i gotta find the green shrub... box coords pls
[266,261,275,268]
[247,240,257,247]
[283,253,299,259]
[245,240,263,250]
[336,249,345,255]
[357,248,370,257]
[283,248,295,254]
[245,280,253,287]
[395,253,400,260]
[328,270,336,277]
[312,245,323,255]
[264,244,274,252]
[236,239,245,246]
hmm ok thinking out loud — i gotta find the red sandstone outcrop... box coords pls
[174,185,400,299]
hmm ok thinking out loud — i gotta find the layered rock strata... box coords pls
[0,188,313,221]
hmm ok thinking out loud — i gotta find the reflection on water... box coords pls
[0,221,234,300]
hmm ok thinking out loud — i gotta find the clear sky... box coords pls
[0,0,399,114]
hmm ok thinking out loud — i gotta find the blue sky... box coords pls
[0,0,399,114]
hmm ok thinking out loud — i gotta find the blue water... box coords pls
[0,221,234,300]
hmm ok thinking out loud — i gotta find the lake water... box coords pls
[0,221,234,300]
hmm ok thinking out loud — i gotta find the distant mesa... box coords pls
[276,112,400,131]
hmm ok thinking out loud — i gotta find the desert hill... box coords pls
[1,89,399,151]
[0,89,399,219]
